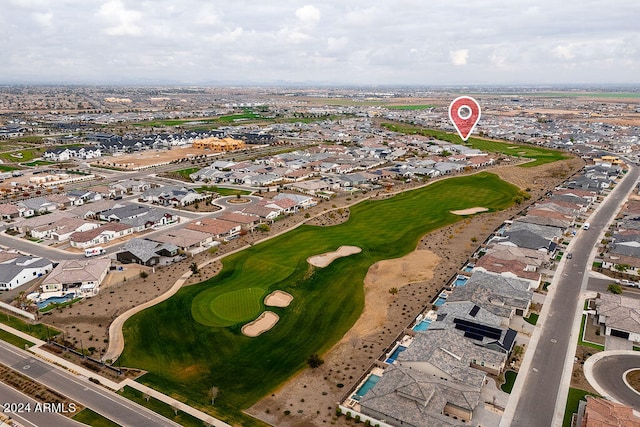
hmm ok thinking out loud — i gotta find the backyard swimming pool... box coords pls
[413,318,432,332]
[352,374,381,401]
[37,293,76,309]
[454,275,468,287]
[385,345,407,364]
[434,294,447,307]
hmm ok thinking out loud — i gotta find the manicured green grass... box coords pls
[193,287,265,327]
[0,313,60,340]
[563,388,599,427]
[0,329,35,348]
[22,160,55,166]
[382,123,569,167]
[524,313,539,325]
[73,408,121,427]
[501,370,518,393]
[118,386,207,427]
[0,149,43,162]
[386,104,435,110]
[136,110,265,127]
[0,164,20,171]
[174,167,200,180]
[119,172,520,424]
[196,186,252,196]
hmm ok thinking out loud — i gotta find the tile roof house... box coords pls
[0,203,33,220]
[359,365,480,427]
[577,395,640,427]
[398,328,507,379]
[116,238,178,266]
[185,218,241,240]
[429,302,518,354]
[448,271,533,320]
[31,217,99,241]
[69,222,133,249]
[40,258,111,297]
[140,185,205,207]
[473,254,542,289]
[150,228,213,255]
[217,211,262,231]
[0,255,53,290]
[595,293,640,341]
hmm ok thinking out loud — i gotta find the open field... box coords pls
[382,122,569,167]
[119,172,520,424]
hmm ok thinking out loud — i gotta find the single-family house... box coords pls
[69,222,133,248]
[150,228,214,255]
[185,218,241,240]
[595,293,640,341]
[0,254,53,290]
[116,238,178,266]
[40,258,110,297]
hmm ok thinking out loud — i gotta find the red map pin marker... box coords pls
[448,96,481,141]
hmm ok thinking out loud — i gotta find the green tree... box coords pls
[608,284,623,295]
[307,353,324,368]
[190,262,199,274]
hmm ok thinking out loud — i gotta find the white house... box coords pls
[0,254,53,290]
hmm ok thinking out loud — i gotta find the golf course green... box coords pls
[119,172,521,424]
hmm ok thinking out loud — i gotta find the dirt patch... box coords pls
[451,207,488,215]
[264,291,293,308]
[242,311,279,337]
[626,370,640,393]
[307,246,362,268]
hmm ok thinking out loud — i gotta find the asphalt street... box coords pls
[0,381,81,427]
[509,164,640,426]
[0,340,180,427]
[591,354,640,410]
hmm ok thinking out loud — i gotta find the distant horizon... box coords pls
[1,81,639,91]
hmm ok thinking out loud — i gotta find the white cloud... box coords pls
[1,0,639,85]
[450,49,469,66]
[99,0,142,36]
[551,44,575,60]
[296,5,321,27]
[32,11,53,28]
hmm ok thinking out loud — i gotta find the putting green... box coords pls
[192,287,265,327]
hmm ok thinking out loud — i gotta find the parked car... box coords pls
[566,253,572,259]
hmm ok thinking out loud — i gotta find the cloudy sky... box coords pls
[1,0,639,86]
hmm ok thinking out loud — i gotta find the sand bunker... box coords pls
[242,311,279,337]
[264,290,293,307]
[307,246,362,268]
[450,207,489,215]
[347,249,441,338]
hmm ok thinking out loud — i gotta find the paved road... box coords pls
[0,341,180,427]
[509,165,640,426]
[0,381,81,427]
[591,354,640,410]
